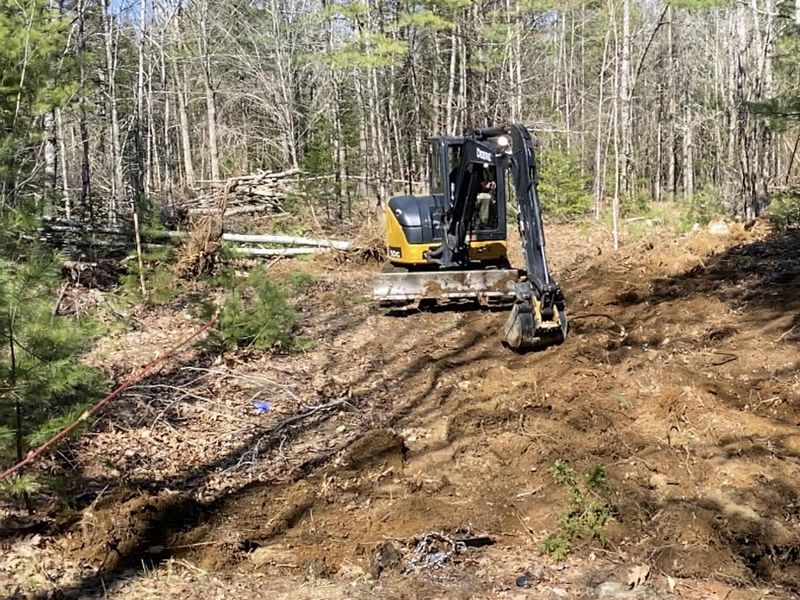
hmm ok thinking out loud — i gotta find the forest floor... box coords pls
[2,219,800,599]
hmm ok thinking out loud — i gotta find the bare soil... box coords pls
[3,221,800,599]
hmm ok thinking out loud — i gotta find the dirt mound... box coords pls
[64,490,200,571]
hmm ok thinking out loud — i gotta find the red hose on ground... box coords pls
[0,314,218,481]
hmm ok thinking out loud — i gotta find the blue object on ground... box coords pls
[253,400,272,414]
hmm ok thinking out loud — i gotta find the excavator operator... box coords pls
[475,165,498,229]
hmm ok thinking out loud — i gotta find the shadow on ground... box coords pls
[9,308,496,598]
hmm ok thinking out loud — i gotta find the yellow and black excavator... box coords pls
[372,123,568,350]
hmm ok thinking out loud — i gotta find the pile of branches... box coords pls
[175,213,223,277]
[185,169,301,218]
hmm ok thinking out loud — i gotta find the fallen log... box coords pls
[222,233,351,250]
[233,247,329,256]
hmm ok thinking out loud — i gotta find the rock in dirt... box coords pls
[370,540,404,579]
[708,220,731,236]
[249,544,301,567]
[595,580,657,599]
[340,429,407,471]
[626,563,650,588]
[302,555,332,579]
[515,565,544,588]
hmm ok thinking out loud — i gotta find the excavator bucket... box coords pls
[502,300,567,351]
[373,269,520,305]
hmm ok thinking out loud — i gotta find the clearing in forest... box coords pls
[2,221,800,599]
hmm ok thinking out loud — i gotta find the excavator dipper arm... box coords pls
[502,124,568,350]
[427,123,568,350]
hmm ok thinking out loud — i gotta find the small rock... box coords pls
[708,220,730,236]
[596,581,630,597]
[596,580,657,599]
[515,564,545,588]
[627,563,650,588]
[370,541,403,579]
[303,555,331,580]
[551,587,569,598]
[336,425,346,434]
[515,574,533,588]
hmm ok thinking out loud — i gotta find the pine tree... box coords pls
[0,0,71,210]
[0,216,106,503]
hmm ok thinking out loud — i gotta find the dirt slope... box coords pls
[3,222,800,599]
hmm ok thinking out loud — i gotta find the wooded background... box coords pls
[3,0,800,227]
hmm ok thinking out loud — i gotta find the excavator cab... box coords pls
[374,124,568,351]
[382,138,508,267]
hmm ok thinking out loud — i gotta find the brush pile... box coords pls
[185,169,301,218]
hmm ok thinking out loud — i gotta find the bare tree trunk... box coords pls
[458,30,467,131]
[103,0,123,226]
[514,5,522,122]
[77,0,92,222]
[173,62,195,189]
[683,96,694,200]
[269,0,299,169]
[202,64,220,182]
[44,112,56,194]
[432,36,441,131]
[594,31,610,219]
[135,0,147,205]
[446,31,457,135]
[147,61,160,194]
[199,2,220,181]
[55,108,70,218]
[611,0,620,249]
[620,0,632,196]
[655,102,662,203]
[667,4,676,195]
[160,47,173,198]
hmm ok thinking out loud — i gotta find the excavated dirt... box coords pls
[3,221,800,599]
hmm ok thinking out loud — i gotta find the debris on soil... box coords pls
[405,531,466,572]
[62,259,125,289]
[370,540,404,579]
[66,490,199,571]
[174,213,223,277]
[626,563,651,588]
[4,221,800,599]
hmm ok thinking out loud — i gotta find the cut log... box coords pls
[221,233,351,250]
[233,247,329,256]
